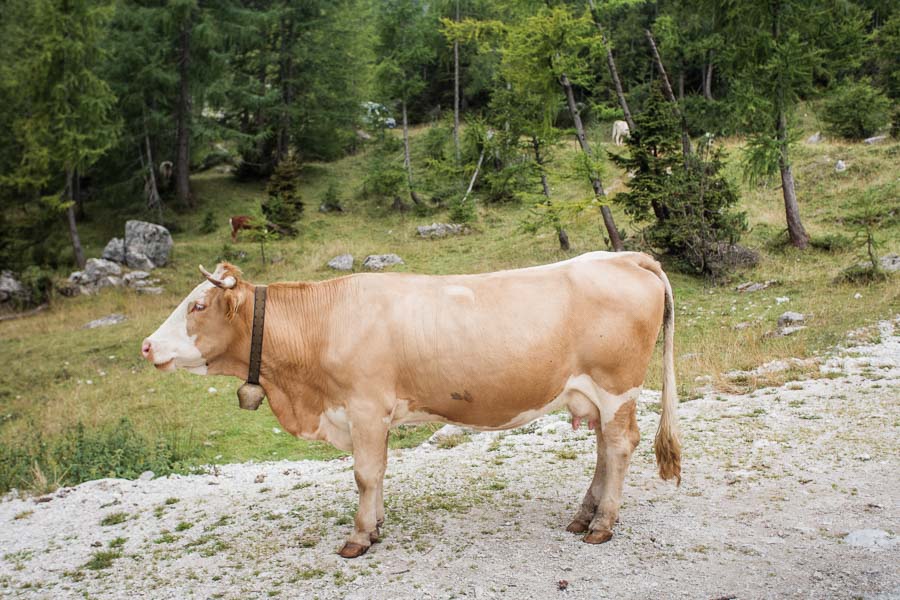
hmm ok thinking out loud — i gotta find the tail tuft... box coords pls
[652,265,682,486]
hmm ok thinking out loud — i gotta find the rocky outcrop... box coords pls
[124,220,173,268]
[416,223,470,239]
[0,271,27,304]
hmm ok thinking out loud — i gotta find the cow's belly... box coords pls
[392,374,640,432]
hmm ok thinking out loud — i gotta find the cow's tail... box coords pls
[635,254,682,485]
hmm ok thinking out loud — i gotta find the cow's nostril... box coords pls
[141,340,152,359]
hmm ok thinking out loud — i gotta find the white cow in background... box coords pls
[612,120,630,146]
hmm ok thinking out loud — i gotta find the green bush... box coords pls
[199,210,217,234]
[821,80,891,140]
[18,266,54,306]
[0,418,196,494]
[363,143,406,202]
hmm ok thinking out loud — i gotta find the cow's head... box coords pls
[141,263,250,375]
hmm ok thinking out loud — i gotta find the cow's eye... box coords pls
[191,302,206,313]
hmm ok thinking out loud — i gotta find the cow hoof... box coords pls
[583,529,613,544]
[566,520,589,534]
[369,527,382,544]
[338,542,369,558]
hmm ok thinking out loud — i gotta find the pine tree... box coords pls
[3,0,120,268]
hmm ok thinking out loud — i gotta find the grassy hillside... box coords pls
[1,124,897,494]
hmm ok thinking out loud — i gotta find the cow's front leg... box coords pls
[338,417,389,559]
[584,399,640,544]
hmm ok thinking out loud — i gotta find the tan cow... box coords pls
[141,252,681,558]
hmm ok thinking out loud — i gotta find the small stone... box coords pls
[84,258,122,281]
[835,160,847,172]
[558,579,569,591]
[735,280,776,293]
[83,314,127,329]
[138,471,154,481]
[805,132,822,144]
[416,222,470,239]
[734,322,752,330]
[777,312,805,327]
[254,474,266,484]
[327,254,354,271]
[363,253,404,271]
[854,293,862,299]
[775,296,790,304]
[863,135,887,145]
[272,427,281,434]
[137,286,164,295]
[207,387,217,394]
[123,271,151,285]
[777,325,807,336]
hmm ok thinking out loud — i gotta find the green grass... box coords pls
[0,123,897,494]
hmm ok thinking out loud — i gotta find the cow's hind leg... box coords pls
[338,416,389,559]
[583,399,640,544]
[566,426,606,534]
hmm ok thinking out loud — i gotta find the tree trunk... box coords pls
[73,168,84,219]
[645,29,692,162]
[65,168,86,269]
[276,16,293,164]
[777,111,809,249]
[401,100,420,205]
[557,228,570,251]
[678,69,684,100]
[175,23,192,207]
[587,0,635,131]
[703,52,714,100]
[144,131,163,224]
[532,137,551,198]
[453,0,461,163]
[559,73,623,251]
[462,145,486,205]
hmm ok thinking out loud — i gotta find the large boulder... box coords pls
[363,254,404,271]
[101,238,125,263]
[125,220,172,267]
[125,249,156,271]
[0,271,26,304]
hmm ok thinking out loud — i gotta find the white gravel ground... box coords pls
[1,319,898,600]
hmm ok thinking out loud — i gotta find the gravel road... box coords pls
[1,319,898,600]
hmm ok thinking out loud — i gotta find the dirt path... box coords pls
[2,319,898,600]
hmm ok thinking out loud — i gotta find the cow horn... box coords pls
[199,265,236,289]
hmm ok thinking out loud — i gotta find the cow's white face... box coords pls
[142,281,214,374]
[141,264,243,375]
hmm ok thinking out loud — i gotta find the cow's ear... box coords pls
[224,288,245,321]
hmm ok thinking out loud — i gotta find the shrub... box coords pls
[16,266,54,307]
[0,418,196,495]
[612,90,747,278]
[821,80,891,140]
[363,140,406,203]
[199,210,217,234]
[263,153,303,235]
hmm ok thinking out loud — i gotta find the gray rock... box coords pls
[0,270,26,303]
[137,286,164,295]
[138,471,155,482]
[363,253,404,271]
[776,325,807,336]
[123,271,151,285]
[835,160,847,172]
[84,258,122,281]
[83,314,127,329]
[427,424,468,445]
[864,135,887,145]
[101,238,125,263]
[125,249,156,271]
[878,254,900,273]
[95,276,122,290]
[125,220,172,267]
[845,529,897,550]
[327,254,354,271]
[416,222,471,239]
[805,132,822,144]
[735,280,777,293]
[777,311,805,327]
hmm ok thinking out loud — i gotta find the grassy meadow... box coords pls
[1,121,898,494]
